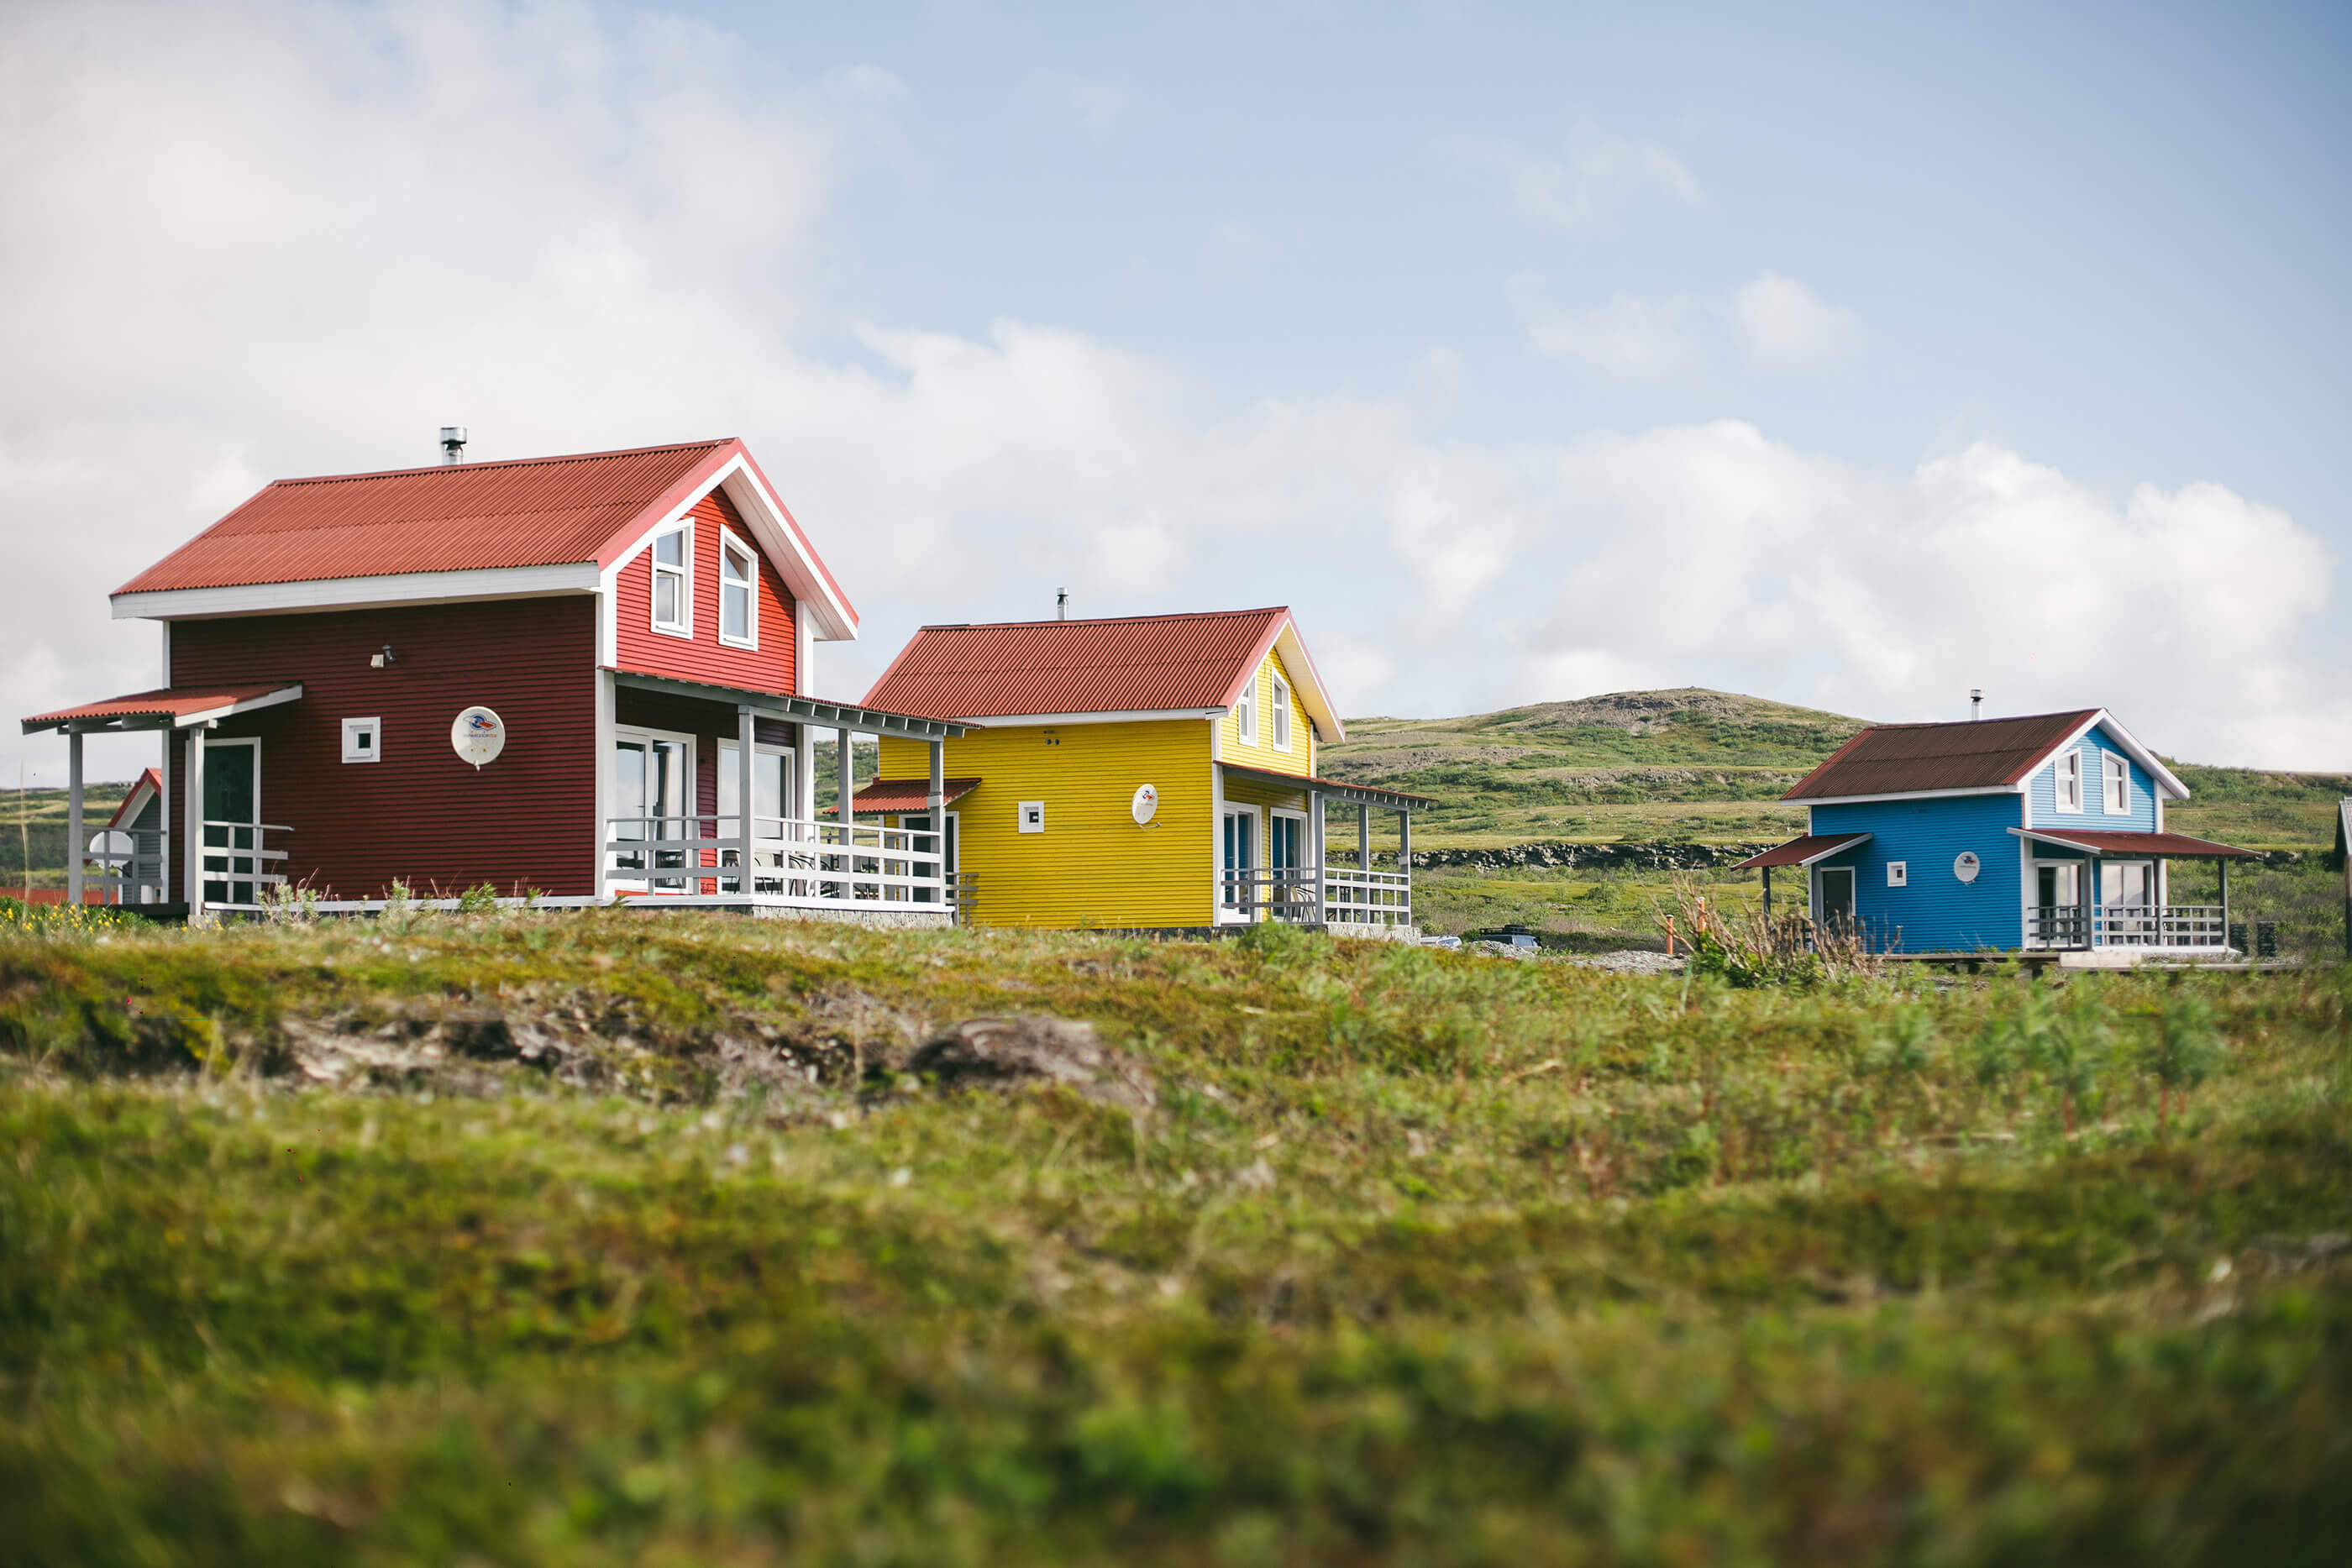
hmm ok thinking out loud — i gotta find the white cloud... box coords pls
[0,2,2342,788]
[1526,294,1701,380]
[1455,131,1706,235]
[1730,271,1861,369]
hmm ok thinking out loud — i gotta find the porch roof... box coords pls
[612,671,968,740]
[1732,831,1872,869]
[21,682,303,735]
[1217,761,1433,811]
[2008,826,2258,859]
[851,777,982,813]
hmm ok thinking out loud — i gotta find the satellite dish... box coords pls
[1953,851,1982,884]
[451,706,506,769]
[1131,784,1158,825]
[88,830,133,857]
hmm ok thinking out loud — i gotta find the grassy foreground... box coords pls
[3,913,2349,1565]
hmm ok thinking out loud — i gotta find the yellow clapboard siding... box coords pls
[1215,647,1316,776]
[878,720,1216,928]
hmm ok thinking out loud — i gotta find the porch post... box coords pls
[1357,801,1370,873]
[1310,789,1326,926]
[182,725,207,925]
[736,704,756,897]
[66,729,84,907]
[1397,807,1412,927]
[837,726,854,825]
[2219,857,2231,952]
[927,737,944,843]
[2082,855,2097,949]
[1762,864,1772,920]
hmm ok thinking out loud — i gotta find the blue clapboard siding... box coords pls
[2024,722,2157,831]
[1811,794,2025,953]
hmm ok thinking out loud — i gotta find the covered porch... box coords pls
[2010,826,2259,954]
[1215,763,1429,934]
[602,673,972,922]
[21,683,306,920]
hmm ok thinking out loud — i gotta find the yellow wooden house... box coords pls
[856,607,1427,932]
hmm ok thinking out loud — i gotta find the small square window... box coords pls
[1018,800,1045,834]
[342,717,381,763]
[1886,861,1908,888]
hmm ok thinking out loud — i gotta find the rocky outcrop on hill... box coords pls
[1410,841,1772,872]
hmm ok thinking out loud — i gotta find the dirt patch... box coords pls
[895,1015,1155,1113]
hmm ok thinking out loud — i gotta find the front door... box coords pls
[201,739,262,906]
[717,743,791,894]
[1221,809,1256,915]
[611,732,691,892]
[2100,859,2155,945]
[1816,866,1856,936]
[1268,810,1306,920]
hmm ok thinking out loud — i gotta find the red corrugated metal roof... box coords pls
[848,778,982,812]
[1783,711,2098,800]
[2013,827,2258,859]
[108,768,164,830]
[23,683,300,731]
[864,608,1289,719]
[117,440,732,593]
[1732,832,1872,869]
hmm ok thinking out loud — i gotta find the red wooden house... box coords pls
[22,439,964,921]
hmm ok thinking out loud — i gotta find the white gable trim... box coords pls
[598,451,856,642]
[2042,710,2189,801]
[1269,617,1344,744]
[1801,784,2024,807]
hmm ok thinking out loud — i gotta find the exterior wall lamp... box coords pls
[370,645,397,669]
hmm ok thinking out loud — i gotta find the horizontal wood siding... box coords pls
[2024,723,2159,830]
[1809,795,2025,953]
[879,720,1214,928]
[1215,648,1314,775]
[168,599,597,900]
[612,487,797,693]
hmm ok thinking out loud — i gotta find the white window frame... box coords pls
[608,726,697,894]
[1271,674,1291,751]
[1018,800,1045,834]
[717,527,759,649]
[341,716,381,763]
[1236,678,1257,746]
[1886,860,1908,888]
[2055,749,2083,813]
[2101,750,2129,815]
[650,523,693,638]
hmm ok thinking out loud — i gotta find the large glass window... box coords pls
[2103,751,2129,814]
[720,535,756,646]
[2100,862,2151,907]
[652,527,690,634]
[2055,750,2082,812]
[1221,809,1255,907]
[611,733,690,889]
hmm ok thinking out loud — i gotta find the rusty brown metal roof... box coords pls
[1782,711,2098,800]
[116,440,732,593]
[1732,832,1872,869]
[22,683,302,733]
[2011,827,2258,859]
[848,778,982,813]
[864,608,1289,719]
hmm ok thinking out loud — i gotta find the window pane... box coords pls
[654,573,678,625]
[654,531,684,566]
[723,546,751,585]
[722,581,749,640]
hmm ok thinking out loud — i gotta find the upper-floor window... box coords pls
[2055,749,2082,812]
[1271,674,1291,750]
[719,531,758,648]
[2103,751,2129,814]
[652,525,691,636]
[1236,676,1257,745]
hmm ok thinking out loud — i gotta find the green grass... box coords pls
[3,912,2350,1564]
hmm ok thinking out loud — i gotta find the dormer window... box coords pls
[2103,751,2129,814]
[719,531,757,648]
[2055,749,2082,813]
[1271,674,1291,750]
[1236,677,1257,745]
[652,525,691,636]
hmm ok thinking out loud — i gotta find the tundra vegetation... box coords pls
[2,909,2349,1565]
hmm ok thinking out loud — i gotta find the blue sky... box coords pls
[3,0,2348,781]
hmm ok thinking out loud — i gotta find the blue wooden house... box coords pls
[1736,708,2257,956]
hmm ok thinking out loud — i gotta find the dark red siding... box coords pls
[168,599,598,901]
[613,488,797,692]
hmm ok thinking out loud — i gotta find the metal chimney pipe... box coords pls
[1056,588,1068,621]
[439,426,468,464]
[1971,688,1983,721]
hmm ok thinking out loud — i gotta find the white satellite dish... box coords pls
[1131,783,1158,825]
[451,705,506,769]
[88,830,134,858]
[1953,851,1982,884]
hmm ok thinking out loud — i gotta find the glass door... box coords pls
[717,743,791,893]
[1816,866,1856,936]
[201,739,261,906]
[1268,810,1306,920]
[611,732,690,892]
[1221,809,1256,913]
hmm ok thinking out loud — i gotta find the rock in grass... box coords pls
[900,1016,1154,1112]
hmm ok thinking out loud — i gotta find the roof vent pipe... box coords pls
[439,426,467,464]
[1056,588,1068,621]
[1970,688,1982,721]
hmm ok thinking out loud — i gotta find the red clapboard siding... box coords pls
[167,599,598,900]
[612,488,797,692]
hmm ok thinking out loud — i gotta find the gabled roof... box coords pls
[1783,708,2189,803]
[109,768,164,831]
[863,607,1346,741]
[108,438,857,638]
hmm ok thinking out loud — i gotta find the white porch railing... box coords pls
[81,826,169,905]
[1219,865,1414,929]
[606,815,956,913]
[199,820,293,910]
[2028,904,2229,950]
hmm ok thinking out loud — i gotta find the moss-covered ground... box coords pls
[2,913,2349,1565]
